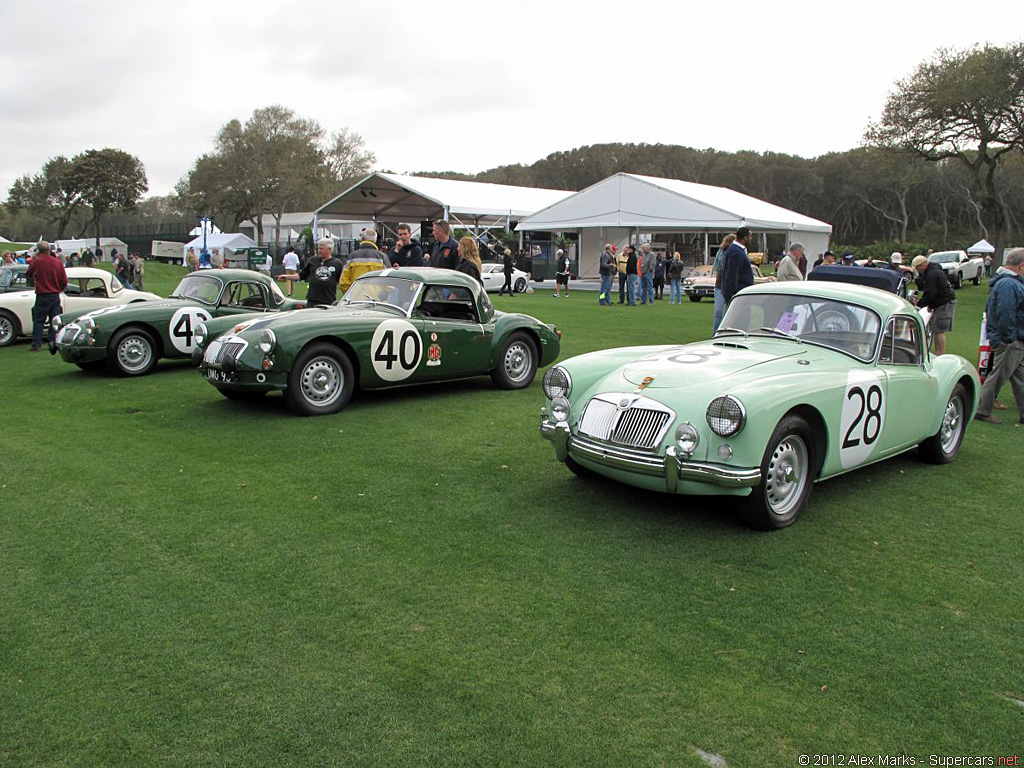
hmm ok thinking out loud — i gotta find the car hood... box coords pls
[228,303,405,336]
[601,339,807,392]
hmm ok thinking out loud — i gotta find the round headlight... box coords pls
[53,315,63,330]
[674,422,700,456]
[258,329,276,354]
[80,316,95,331]
[542,366,572,400]
[551,396,570,423]
[706,396,746,437]
[194,323,208,347]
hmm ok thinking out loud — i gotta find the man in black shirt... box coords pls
[299,238,346,306]
[391,223,423,267]
[912,255,957,355]
[429,220,459,269]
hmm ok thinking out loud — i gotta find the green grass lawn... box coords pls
[2,264,1021,766]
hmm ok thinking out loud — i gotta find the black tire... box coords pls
[284,342,355,416]
[918,383,968,464]
[566,455,597,479]
[953,272,963,289]
[738,415,817,531]
[688,295,701,303]
[75,360,107,372]
[514,277,527,293]
[972,270,982,286]
[490,331,538,389]
[108,327,158,376]
[218,388,267,401]
[0,310,20,347]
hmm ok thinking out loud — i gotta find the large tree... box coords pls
[865,43,1024,266]
[176,106,374,247]
[6,156,87,238]
[63,148,148,244]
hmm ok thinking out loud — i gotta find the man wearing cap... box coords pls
[299,237,346,307]
[974,248,1024,424]
[912,254,956,356]
[721,226,754,306]
[25,240,67,352]
[886,252,904,273]
[840,252,855,266]
[340,228,388,293]
[554,248,571,298]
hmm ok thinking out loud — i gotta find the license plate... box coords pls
[206,368,223,382]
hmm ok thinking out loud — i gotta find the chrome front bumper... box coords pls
[540,413,760,492]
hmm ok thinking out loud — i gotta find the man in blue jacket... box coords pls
[975,248,1024,424]
[720,226,754,306]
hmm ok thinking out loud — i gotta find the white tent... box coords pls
[52,237,129,258]
[181,232,258,266]
[967,239,995,254]
[315,172,574,234]
[190,222,222,237]
[0,234,9,243]
[516,173,832,277]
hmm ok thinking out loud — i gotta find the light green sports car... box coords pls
[540,280,980,530]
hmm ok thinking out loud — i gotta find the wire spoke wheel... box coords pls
[0,315,14,346]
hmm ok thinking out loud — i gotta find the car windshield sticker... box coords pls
[776,311,798,332]
[839,370,886,469]
[169,307,213,353]
[426,343,442,366]
[371,319,423,382]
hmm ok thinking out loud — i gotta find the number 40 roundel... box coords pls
[839,371,886,469]
[371,319,423,383]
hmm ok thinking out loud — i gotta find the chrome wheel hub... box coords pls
[765,435,808,517]
[300,357,342,405]
[940,396,963,454]
[118,336,151,371]
[505,342,531,382]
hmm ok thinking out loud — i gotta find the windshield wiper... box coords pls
[714,326,749,339]
[757,326,802,342]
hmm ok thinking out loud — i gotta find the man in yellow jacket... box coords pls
[340,228,389,293]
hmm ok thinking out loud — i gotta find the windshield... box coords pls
[169,274,222,304]
[928,252,959,264]
[341,276,421,313]
[269,279,286,305]
[718,293,882,361]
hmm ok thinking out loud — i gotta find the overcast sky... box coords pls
[2,0,1022,200]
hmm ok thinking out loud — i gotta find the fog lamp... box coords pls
[675,422,700,457]
[551,396,570,423]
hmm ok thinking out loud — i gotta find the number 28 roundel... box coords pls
[839,370,886,469]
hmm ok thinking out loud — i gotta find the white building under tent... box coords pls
[516,173,833,278]
[314,172,574,242]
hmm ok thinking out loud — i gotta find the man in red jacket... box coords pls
[25,241,67,352]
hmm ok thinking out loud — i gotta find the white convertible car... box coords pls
[480,263,530,294]
[0,267,160,347]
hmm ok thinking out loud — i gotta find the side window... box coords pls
[225,282,267,308]
[418,285,478,322]
[82,278,108,298]
[880,316,921,365]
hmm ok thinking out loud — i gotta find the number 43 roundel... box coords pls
[839,370,886,469]
[169,307,213,354]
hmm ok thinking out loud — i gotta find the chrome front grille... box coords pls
[217,341,246,365]
[577,394,673,450]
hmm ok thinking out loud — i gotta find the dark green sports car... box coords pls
[54,269,305,375]
[194,267,562,416]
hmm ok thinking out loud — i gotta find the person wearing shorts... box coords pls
[554,249,570,298]
[912,255,956,355]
